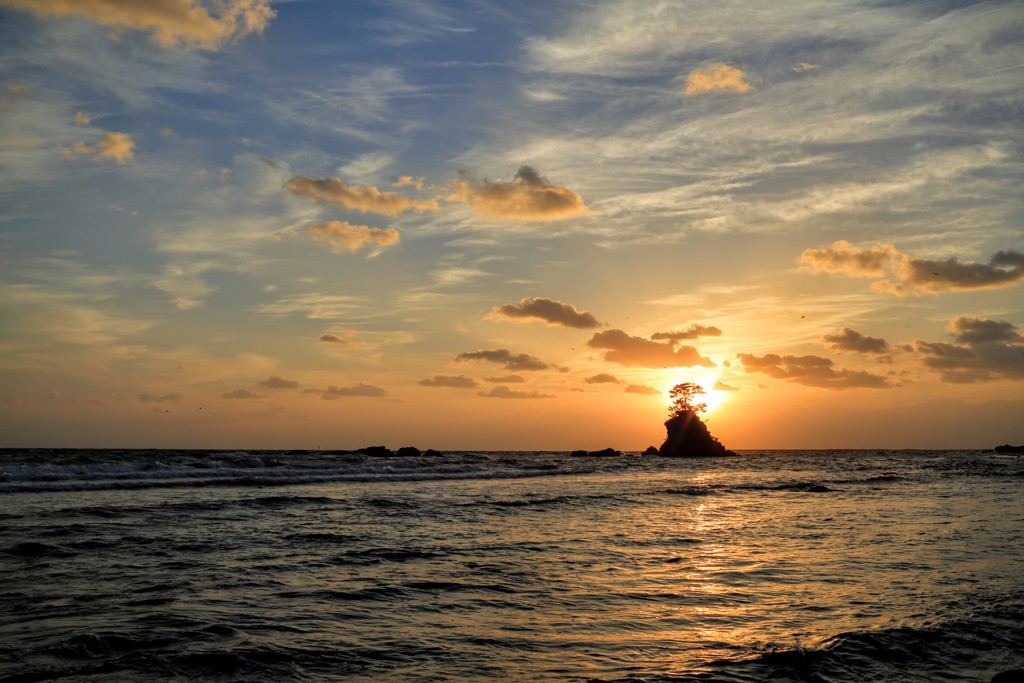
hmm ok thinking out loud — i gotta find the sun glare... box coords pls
[660,373,727,414]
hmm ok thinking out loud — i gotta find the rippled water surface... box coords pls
[1,449,1022,681]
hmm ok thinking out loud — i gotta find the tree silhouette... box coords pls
[668,382,707,418]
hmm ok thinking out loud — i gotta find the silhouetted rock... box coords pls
[993,444,1024,454]
[659,411,736,457]
[396,446,421,458]
[991,669,1024,683]
[424,449,443,457]
[642,446,659,456]
[570,448,622,457]
[358,446,393,457]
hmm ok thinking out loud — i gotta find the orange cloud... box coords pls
[258,376,298,389]
[477,386,555,399]
[0,0,275,50]
[285,176,438,217]
[64,131,135,164]
[737,353,889,389]
[587,329,715,368]
[74,111,90,126]
[447,166,594,222]
[650,324,722,343]
[914,317,1024,383]
[625,384,661,395]
[585,373,622,384]
[455,349,550,371]
[799,240,1024,295]
[489,297,601,328]
[684,63,752,95]
[223,388,263,399]
[321,383,386,399]
[294,221,400,254]
[823,328,890,354]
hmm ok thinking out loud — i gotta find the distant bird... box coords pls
[800,315,805,318]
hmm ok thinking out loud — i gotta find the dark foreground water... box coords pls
[1,449,1022,682]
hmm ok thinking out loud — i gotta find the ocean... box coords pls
[1,449,1021,682]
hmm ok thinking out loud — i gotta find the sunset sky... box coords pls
[1,0,1021,450]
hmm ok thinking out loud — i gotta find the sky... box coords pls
[0,0,1022,450]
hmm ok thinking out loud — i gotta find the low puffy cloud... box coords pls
[258,376,298,389]
[64,132,135,164]
[914,317,1024,383]
[684,63,753,95]
[823,328,890,354]
[318,332,357,346]
[587,329,715,368]
[455,348,550,371]
[223,388,263,399]
[799,240,1024,295]
[447,166,594,222]
[74,111,90,126]
[650,324,723,343]
[137,392,182,402]
[292,221,400,255]
[625,384,661,395]
[322,383,386,399]
[1,0,275,50]
[484,375,526,383]
[478,386,555,399]
[712,380,738,392]
[585,373,622,384]
[418,375,479,388]
[489,297,601,328]
[737,353,890,389]
[285,176,438,217]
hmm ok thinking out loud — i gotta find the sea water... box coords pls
[1,449,1022,681]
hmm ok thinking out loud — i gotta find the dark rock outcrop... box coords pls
[570,448,622,457]
[642,446,659,456]
[659,411,736,457]
[396,446,421,458]
[424,449,443,457]
[358,446,393,457]
[993,444,1024,454]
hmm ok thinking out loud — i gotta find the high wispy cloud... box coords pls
[684,63,753,95]
[914,317,1024,383]
[289,221,400,255]
[455,349,550,371]
[588,329,715,368]
[488,297,601,328]
[737,353,890,389]
[0,0,275,50]
[64,132,135,164]
[823,328,890,354]
[478,386,555,399]
[285,176,438,217]
[419,375,479,388]
[799,241,1024,295]
[447,166,594,222]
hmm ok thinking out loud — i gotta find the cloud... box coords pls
[684,63,753,95]
[447,166,594,222]
[455,349,550,371]
[484,375,526,383]
[291,221,400,255]
[587,329,715,368]
[625,384,661,395]
[799,241,1024,295]
[74,111,90,126]
[712,380,738,392]
[737,353,890,389]
[489,297,601,328]
[823,328,890,354]
[1,0,275,50]
[392,175,425,190]
[285,176,438,217]
[792,62,818,73]
[137,392,182,403]
[318,332,357,346]
[223,388,263,399]
[418,375,479,388]
[322,383,387,399]
[914,317,1024,383]
[477,386,555,399]
[650,324,723,342]
[64,132,135,164]
[258,376,298,389]
[585,373,622,384]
